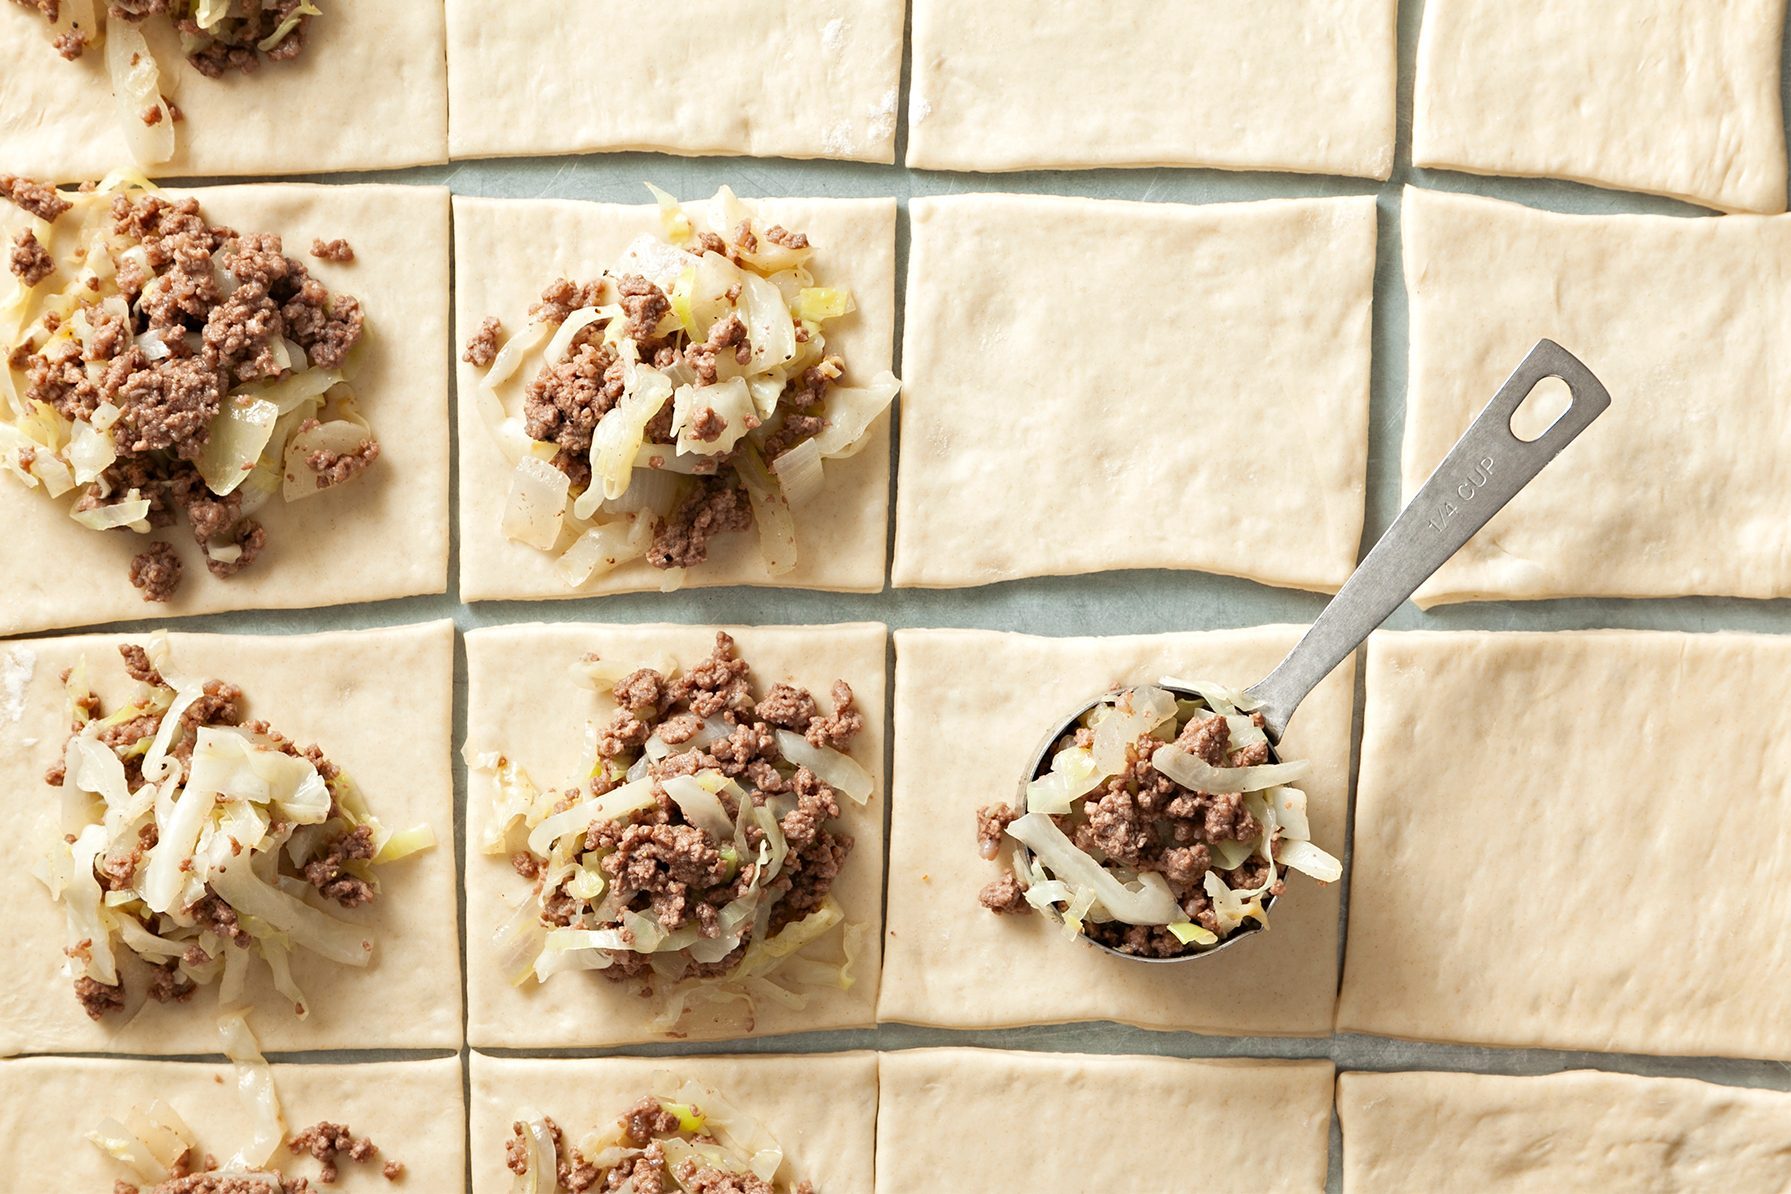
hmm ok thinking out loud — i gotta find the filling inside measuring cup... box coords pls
[975,681,1341,957]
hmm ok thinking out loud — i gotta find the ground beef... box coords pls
[129,542,184,602]
[9,229,52,285]
[975,803,1020,859]
[172,0,315,76]
[303,433,380,490]
[684,313,749,386]
[805,680,863,750]
[979,871,1029,914]
[287,1120,380,1184]
[73,975,125,1019]
[617,273,670,344]
[523,339,623,467]
[303,824,377,907]
[764,225,808,250]
[120,642,163,685]
[647,477,753,569]
[139,1177,306,1194]
[462,315,503,367]
[0,173,70,221]
[309,238,354,263]
[148,958,197,1004]
[619,1097,683,1147]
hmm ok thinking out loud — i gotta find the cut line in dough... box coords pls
[894,193,1375,593]
[0,621,462,1056]
[1339,630,1791,1060]
[880,626,1352,1036]
[463,622,886,1049]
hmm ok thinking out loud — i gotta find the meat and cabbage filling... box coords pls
[977,681,1341,957]
[464,185,899,590]
[474,632,870,1033]
[1,175,377,603]
[507,1074,814,1194]
[40,637,434,1020]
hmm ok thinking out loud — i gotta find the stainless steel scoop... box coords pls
[1018,339,1612,962]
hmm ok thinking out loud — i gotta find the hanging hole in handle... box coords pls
[1509,375,1573,442]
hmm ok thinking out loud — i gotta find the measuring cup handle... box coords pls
[1245,339,1612,740]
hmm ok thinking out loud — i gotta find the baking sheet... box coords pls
[4,1,1790,1190]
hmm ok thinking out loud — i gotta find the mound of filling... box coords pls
[976,681,1342,957]
[464,185,900,591]
[507,1073,813,1194]
[472,632,869,1033]
[38,636,434,1020]
[10,1,319,164]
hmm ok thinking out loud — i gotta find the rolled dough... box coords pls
[447,0,905,164]
[453,195,895,601]
[907,0,1397,177]
[0,621,463,1056]
[878,1049,1334,1193]
[893,193,1375,593]
[1413,0,1789,214]
[880,626,1353,1036]
[1339,1069,1791,1193]
[469,1052,877,1193]
[1338,630,1791,1060]
[1400,187,1791,605]
[463,622,886,1048]
[0,183,452,636]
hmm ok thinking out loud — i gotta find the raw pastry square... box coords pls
[0,183,452,636]
[447,0,905,163]
[907,0,1397,177]
[463,622,886,1048]
[1339,1069,1791,1193]
[878,1049,1333,1192]
[1413,0,1789,213]
[0,3,448,181]
[470,1052,877,1193]
[454,195,896,601]
[0,1055,465,1191]
[1400,187,1791,604]
[0,621,463,1056]
[1339,631,1791,1059]
[880,626,1353,1036]
[894,194,1375,593]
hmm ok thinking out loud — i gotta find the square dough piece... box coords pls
[0,183,451,636]
[454,195,896,601]
[880,626,1353,1036]
[447,0,904,163]
[1339,1069,1791,1194]
[470,1052,877,1193]
[0,1055,465,1191]
[0,621,462,1056]
[908,0,1397,177]
[463,622,886,1048]
[1401,187,1791,605]
[1339,630,1791,1060]
[894,193,1375,593]
[0,3,447,181]
[879,1049,1333,1193]
[1413,0,1789,214]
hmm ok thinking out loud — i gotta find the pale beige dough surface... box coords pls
[0,183,451,636]
[1338,631,1791,1060]
[880,626,1352,1035]
[0,3,447,181]
[1340,1069,1791,1194]
[463,622,886,1048]
[454,195,895,601]
[0,621,462,1056]
[1400,187,1791,605]
[470,1052,876,1193]
[0,1055,464,1191]
[1414,0,1789,213]
[907,0,1397,177]
[894,193,1375,593]
[448,0,904,163]
[879,1049,1333,1193]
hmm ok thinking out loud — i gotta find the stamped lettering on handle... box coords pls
[1425,454,1496,532]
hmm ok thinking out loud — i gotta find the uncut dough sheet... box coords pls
[1413,0,1789,213]
[0,183,452,636]
[1339,1069,1791,1194]
[463,622,886,1048]
[1339,631,1791,1060]
[454,195,896,601]
[0,1056,465,1191]
[447,0,904,163]
[0,622,462,1056]
[878,1049,1333,1193]
[1401,188,1791,604]
[469,1053,876,1193]
[880,626,1353,1035]
[0,2,447,180]
[907,0,1397,177]
[894,193,1375,593]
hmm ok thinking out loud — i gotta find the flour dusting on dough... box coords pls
[867,87,899,144]
[913,96,934,123]
[823,120,857,155]
[0,648,35,726]
[822,17,846,52]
